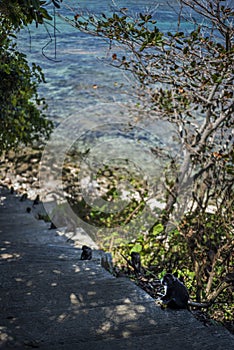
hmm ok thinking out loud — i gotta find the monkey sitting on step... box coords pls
[130,252,141,276]
[161,273,189,309]
[80,245,92,260]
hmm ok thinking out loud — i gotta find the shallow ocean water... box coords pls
[17,0,189,122]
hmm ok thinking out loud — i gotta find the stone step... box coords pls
[0,186,234,350]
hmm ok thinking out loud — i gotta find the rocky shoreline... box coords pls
[0,147,42,197]
[0,146,99,249]
[0,145,157,247]
[0,145,86,203]
[0,143,163,228]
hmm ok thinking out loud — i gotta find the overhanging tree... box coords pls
[64,0,233,218]
[62,0,234,325]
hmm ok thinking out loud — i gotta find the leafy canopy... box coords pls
[0,0,63,154]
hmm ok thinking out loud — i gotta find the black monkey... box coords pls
[33,194,40,205]
[49,222,57,230]
[161,273,189,309]
[20,193,27,202]
[80,245,92,260]
[131,252,141,275]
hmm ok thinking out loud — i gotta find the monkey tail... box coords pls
[188,300,211,309]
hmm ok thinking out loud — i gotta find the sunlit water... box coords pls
[17,0,192,122]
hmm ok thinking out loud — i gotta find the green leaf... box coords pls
[152,223,164,235]
[130,243,142,253]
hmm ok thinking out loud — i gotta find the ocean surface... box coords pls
[17,0,193,123]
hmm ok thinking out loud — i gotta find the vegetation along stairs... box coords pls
[0,186,233,349]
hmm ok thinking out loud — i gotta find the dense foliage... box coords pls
[0,1,62,154]
[0,0,62,28]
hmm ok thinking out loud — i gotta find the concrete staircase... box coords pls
[0,186,233,349]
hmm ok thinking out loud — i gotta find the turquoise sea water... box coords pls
[18,0,189,122]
